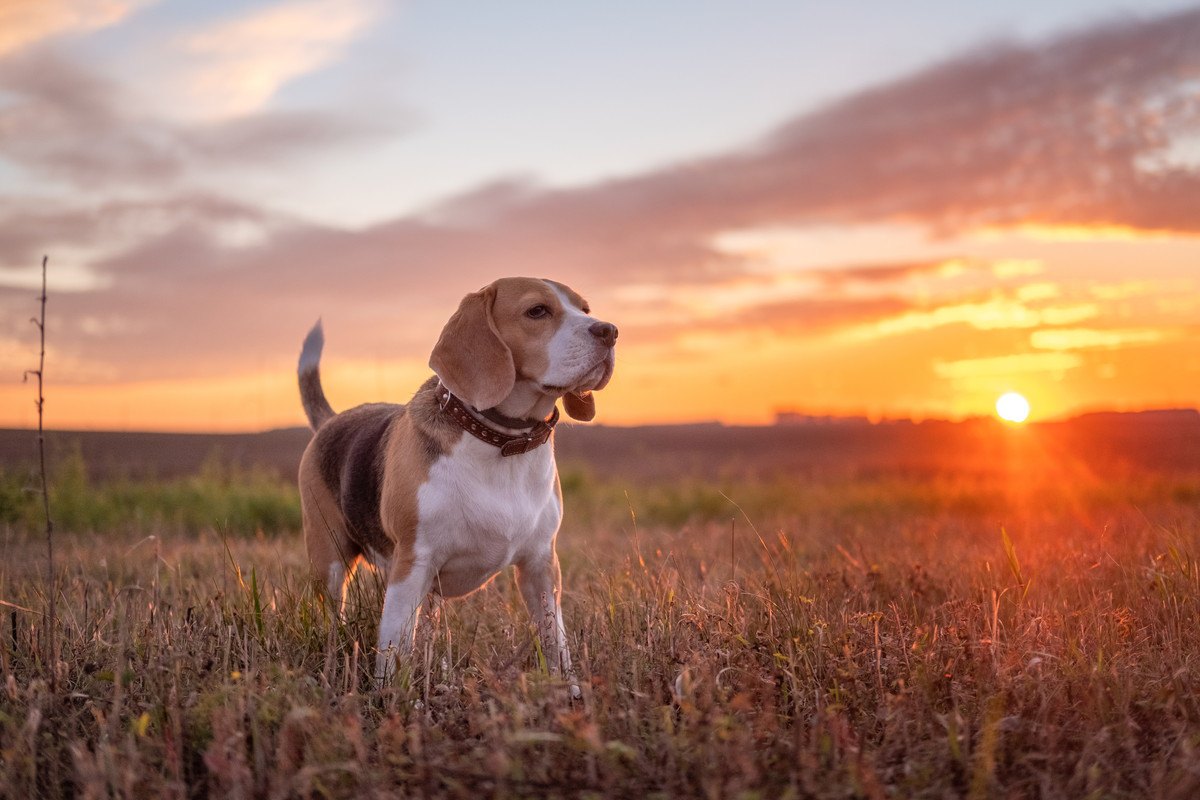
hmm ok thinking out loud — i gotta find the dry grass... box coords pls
[2,464,1200,798]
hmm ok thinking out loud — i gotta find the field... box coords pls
[1,415,1200,798]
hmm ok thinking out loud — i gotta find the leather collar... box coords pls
[477,405,542,430]
[434,383,559,457]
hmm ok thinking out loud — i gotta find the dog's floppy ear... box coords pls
[562,390,596,421]
[430,285,515,409]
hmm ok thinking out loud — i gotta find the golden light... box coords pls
[995,391,1031,424]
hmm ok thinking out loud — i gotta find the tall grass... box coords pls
[0,448,301,536]
[1,457,1199,797]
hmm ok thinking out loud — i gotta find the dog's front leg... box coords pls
[375,561,432,686]
[516,550,580,698]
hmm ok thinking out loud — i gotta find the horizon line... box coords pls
[2,405,1197,437]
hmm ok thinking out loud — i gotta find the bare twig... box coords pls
[24,256,55,690]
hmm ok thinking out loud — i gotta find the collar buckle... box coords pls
[500,435,535,457]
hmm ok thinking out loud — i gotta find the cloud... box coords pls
[991,260,1044,279]
[0,214,487,381]
[1087,280,1163,300]
[0,194,286,274]
[1030,327,1166,351]
[1015,282,1059,302]
[0,48,406,189]
[396,5,1200,290]
[812,258,972,287]
[729,296,914,334]
[859,298,1099,339]
[0,0,148,56]
[0,334,115,381]
[733,9,1200,235]
[173,0,384,119]
[934,352,1083,379]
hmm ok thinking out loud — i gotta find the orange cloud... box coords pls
[934,352,1082,380]
[991,260,1044,279]
[810,259,972,287]
[1015,283,1059,302]
[1088,281,1163,301]
[982,224,1197,242]
[1029,328,1167,351]
[859,299,1099,339]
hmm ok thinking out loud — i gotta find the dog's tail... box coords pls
[298,319,336,431]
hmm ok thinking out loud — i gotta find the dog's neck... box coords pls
[429,380,558,457]
[488,380,560,429]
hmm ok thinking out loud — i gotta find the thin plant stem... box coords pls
[26,256,55,690]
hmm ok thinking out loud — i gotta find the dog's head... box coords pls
[430,278,616,421]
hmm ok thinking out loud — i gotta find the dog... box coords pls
[296,277,616,689]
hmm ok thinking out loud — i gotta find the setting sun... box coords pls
[996,392,1031,423]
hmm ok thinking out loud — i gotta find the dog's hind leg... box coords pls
[323,554,365,618]
[299,450,360,619]
[310,528,361,619]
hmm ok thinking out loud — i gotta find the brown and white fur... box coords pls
[296,277,616,690]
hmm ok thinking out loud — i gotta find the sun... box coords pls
[995,392,1031,424]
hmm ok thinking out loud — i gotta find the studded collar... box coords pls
[434,383,559,457]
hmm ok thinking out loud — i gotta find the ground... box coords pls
[1,420,1199,798]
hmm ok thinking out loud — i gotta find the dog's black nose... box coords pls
[589,321,618,347]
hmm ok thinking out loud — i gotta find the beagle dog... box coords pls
[296,277,616,688]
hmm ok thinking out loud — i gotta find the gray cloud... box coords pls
[0,47,408,189]
[0,193,283,270]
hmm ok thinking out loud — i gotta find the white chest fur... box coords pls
[414,434,562,597]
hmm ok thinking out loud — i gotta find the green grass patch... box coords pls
[0,448,301,535]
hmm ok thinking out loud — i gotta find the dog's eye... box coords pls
[526,305,550,319]
[581,305,591,314]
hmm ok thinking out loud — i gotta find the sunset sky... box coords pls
[1,0,1198,431]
